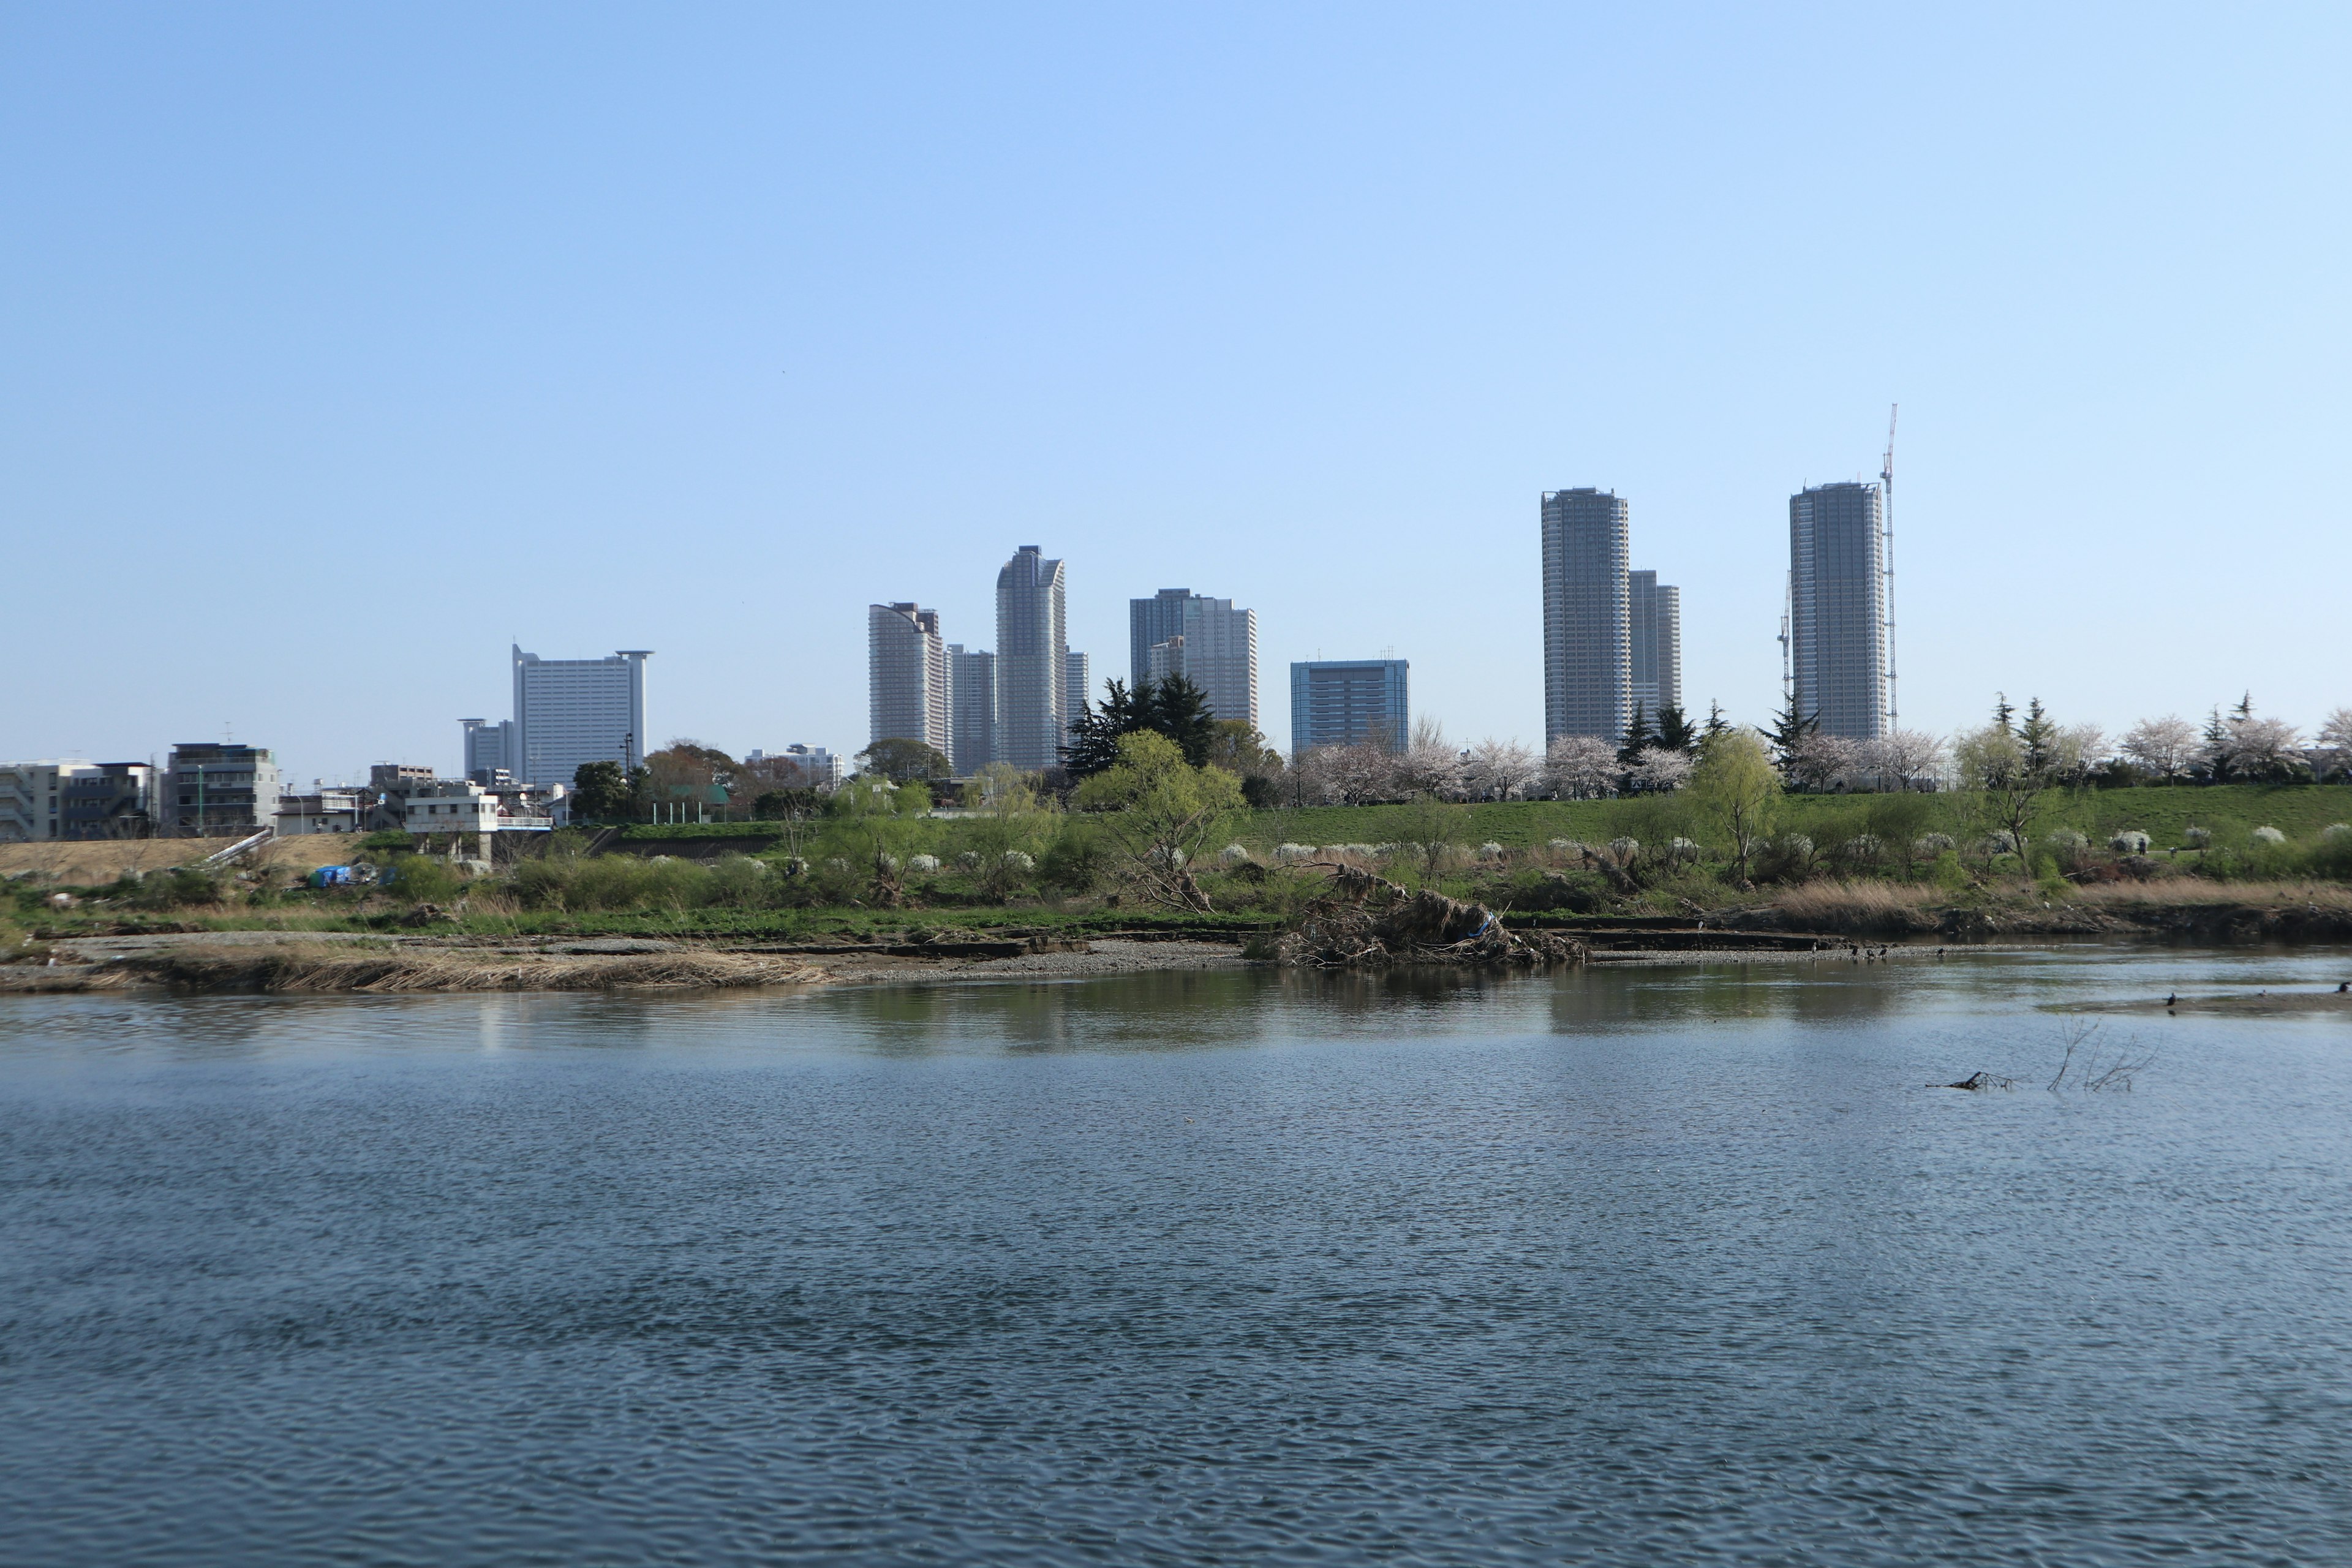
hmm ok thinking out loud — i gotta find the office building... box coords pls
[163,743,282,837]
[1289,660,1409,753]
[947,645,996,774]
[1540,488,1632,744]
[1128,589,1259,727]
[510,646,650,787]
[1627,570,1683,722]
[869,603,950,756]
[994,546,1068,770]
[461,718,516,781]
[1789,481,1888,740]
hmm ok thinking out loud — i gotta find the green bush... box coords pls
[1038,824,1110,892]
[383,855,462,903]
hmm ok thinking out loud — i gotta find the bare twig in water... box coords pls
[1933,1071,2018,1091]
[2047,1018,2157,1093]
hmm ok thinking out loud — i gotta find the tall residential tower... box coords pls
[1128,588,1258,728]
[1540,488,1632,743]
[994,546,1069,770]
[1627,570,1683,722]
[1787,481,1888,740]
[868,603,951,757]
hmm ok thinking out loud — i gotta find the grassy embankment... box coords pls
[9,784,2351,947]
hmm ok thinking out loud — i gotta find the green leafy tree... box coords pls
[1686,729,1781,885]
[1953,717,2041,870]
[823,774,929,907]
[1071,731,1244,912]
[964,763,1058,899]
[571,760,643,821]
[857,737,951,785]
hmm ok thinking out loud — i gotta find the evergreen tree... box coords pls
[1062,679,1145,778]
[2018,698,2057,778]
[2233,691,2255,722]
[2201,706,2233,783]
[1149,674,1218,767]
[1992,692,2016,735]
[1654,703,1698,755]
[1617,702,1655,765]
[1703,700,1730,739]
[1768,695,1819,772]
[1063,674,1219,775]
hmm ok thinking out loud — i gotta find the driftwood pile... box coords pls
[1278,865,1586,969]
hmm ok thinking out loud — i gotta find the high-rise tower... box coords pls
[511,646,650,786]
[1787,481,1887,740]
[1627,570,1683,722]
[1128,588,1257,727]
[994,546,1069,769]
[1540,488,1632,743]
[868,603,949,756]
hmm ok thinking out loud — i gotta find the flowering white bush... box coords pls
[1913,832,1956,858]
[997,850,1035,871]
[2250,826,2286,846]
[1274,843,1318,864]
[1216,843,1252,866]
[1606,837,1639,861]
[1666,836,1703,863]
[2044,830,2087,853]
[1475,841,1506,862]
[2323,823,2352,842]
[824,857,853,872]
[905,854,940,873]
[2182,826,2212,848]
[1841,834,1884,861]
[1777,833,1815,858]
[956,851,982,870]
[2109,831,2150,853]
[1980,831,2018,856]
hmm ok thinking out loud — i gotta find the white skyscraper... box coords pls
[994,546,1068,770]
[511,646,650,786]
[869,603,950,757]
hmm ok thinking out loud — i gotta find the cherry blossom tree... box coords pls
[2315,707,2352,780]
[1626,748,1692,794]
[1461,739,1539,801]
[1859,729,1947,789]
[2120,715,2198,782]
[1543,734,1619,800]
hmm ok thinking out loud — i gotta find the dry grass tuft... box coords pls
[1769,880,1940,933]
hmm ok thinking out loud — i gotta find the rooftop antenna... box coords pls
[1880,402,1899,729]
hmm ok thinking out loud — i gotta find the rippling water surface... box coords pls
[4,945,2350,1566]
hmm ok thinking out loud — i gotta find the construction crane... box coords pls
[1880,403,1899,729]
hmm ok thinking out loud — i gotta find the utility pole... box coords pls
[1881,403,1899,729]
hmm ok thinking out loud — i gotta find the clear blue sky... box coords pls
[6,4,2347,786]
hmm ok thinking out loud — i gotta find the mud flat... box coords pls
[0,930,1250,995]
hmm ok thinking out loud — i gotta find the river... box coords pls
[3,944,2349,1565]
